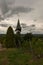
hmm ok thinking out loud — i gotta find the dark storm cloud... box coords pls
[0,0,43,22]
[6,7,34,17]
[0,23,16,28]
[0,6,34,19]
[0,24,8,27]
[12,7,34,14]
[0,0,34,20]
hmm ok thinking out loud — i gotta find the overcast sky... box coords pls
[0,0,43,34]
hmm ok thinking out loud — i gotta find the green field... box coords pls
[0,48,43,65]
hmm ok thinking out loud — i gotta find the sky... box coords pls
[0,0,43,34]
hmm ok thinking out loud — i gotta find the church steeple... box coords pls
[15,19,21,34]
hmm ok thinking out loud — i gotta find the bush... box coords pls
[22,41,30,50]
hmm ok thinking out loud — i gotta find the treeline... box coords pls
[1,26,32,48]
[0,26,43,58]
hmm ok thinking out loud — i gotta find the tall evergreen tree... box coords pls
[5,26,15,48]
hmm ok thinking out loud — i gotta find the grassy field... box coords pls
[0,48,43,65]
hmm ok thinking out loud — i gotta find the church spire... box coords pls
[15,19,21,34]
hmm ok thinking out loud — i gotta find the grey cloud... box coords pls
[5,7,34,18]
[21,23,27,28]
[0,0,34,20]
[0,16,4,20]
[12,7,34,14]
[0,24,8,27]
[0,23,16,28]
[0,0,43,22]
[0,0,9,14]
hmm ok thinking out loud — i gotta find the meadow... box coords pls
[0,48,43,65]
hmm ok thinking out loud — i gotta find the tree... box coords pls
[24,33,32,41]
[5,26,15,48]
[24,33,33,53]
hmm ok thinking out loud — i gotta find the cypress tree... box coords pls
[5,26,15,48]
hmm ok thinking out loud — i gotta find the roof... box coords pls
[15,19,21,31]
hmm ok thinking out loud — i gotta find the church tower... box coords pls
[15,19,21,34]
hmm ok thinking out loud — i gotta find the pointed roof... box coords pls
[15,19,21,31]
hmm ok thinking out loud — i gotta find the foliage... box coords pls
[4,26,15,48]
[15,34,22,48]
[24,33,33,41]
[22,41,30,50]
[0,31,43,56]
[32,38,43,55]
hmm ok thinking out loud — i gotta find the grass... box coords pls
[0,48,43,65]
